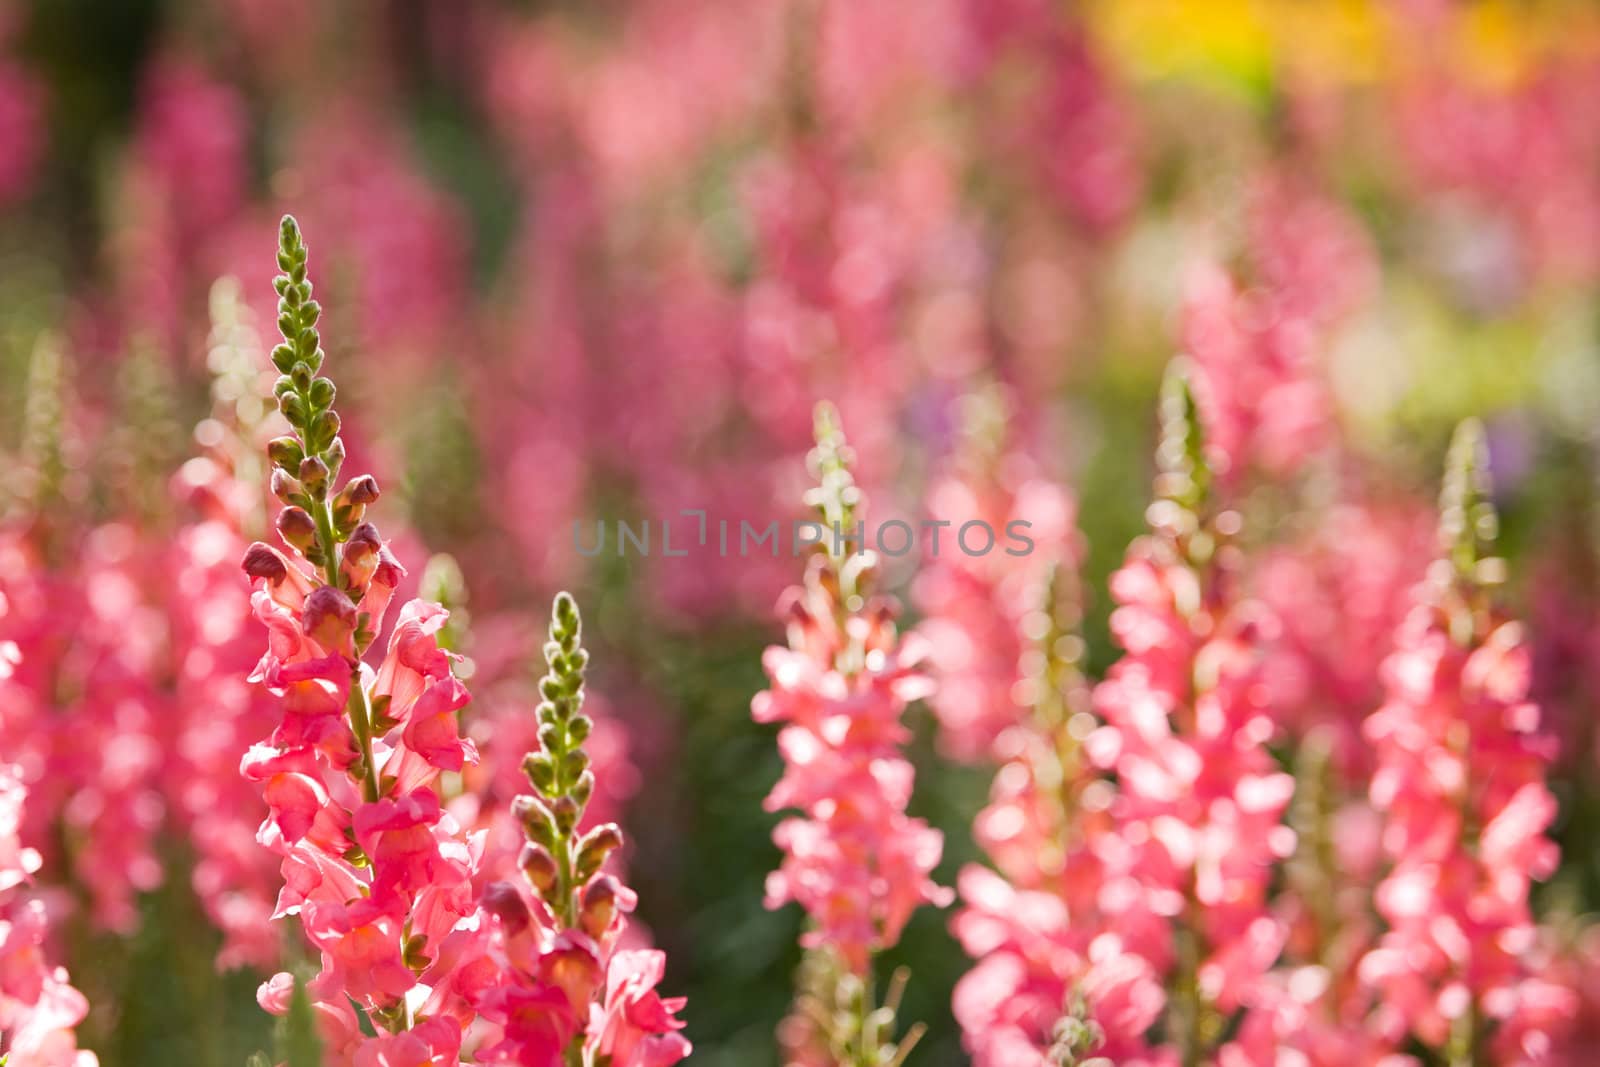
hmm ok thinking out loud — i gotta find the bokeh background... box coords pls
[2,1,1600,1063]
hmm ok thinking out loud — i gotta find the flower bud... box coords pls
[511,794,556,847]
[323,436,345,480]
[333,475,379,529]
[312,409,341,446]
[522,752,556,794]
[276,506,318,553]
[571,769,594,808]
[300,585,357,655]
[298,455,329,496]
[568,714,593,745]
[340,523,382,593]
[552,795,580,836]
[270,468,301,504]
[279,392,307,426]
[308,376,336,411]
[267,436,303,471]
[579,875,620,939]
[538,722,561,753]
[341,474,381,506]
[241,542,288,584]
[518,843,559,894]
[574,823,623,883]
[480,880,531,935]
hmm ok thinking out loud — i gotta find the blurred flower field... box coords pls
[2,1,1600,1064]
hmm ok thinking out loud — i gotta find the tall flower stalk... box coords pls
[1083,363,1296,1064]
[244,216,481,1062]
[1357,420,1575,1062]
[441,592,690,1066]
[754,403,950,1066]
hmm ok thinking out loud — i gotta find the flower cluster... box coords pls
[754,403,951,1063]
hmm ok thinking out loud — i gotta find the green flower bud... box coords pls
[267,436,303,471]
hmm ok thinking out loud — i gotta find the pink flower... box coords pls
[0,768,96,1067]
[351,1017,462,1067]
[473,982,580,1066]
[303,898,417,1006]
[593,950,692,1067]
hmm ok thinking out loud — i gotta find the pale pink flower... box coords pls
[0,766,97,1067]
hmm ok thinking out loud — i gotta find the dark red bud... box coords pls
[241,542,288,583]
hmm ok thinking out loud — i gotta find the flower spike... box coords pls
[757,403,949,1065]
[1438,416,1501,587]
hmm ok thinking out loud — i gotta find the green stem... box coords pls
[345,683,381,803]
[553,830,578,929]
[312,497,341,589]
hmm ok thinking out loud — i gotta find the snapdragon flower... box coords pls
[431,592,689,1066]
[1082,364,1296,1063]
[243,217,484,1063]
[754,403,950,1064]
[1358,420,1576,1062]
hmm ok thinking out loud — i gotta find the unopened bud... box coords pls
[574,823,623,883]
[323,436,345,479]
[308,377,336,411]
[276,506,318,553]
[279,392,307,426]
[579,875,621,939]
[480,880,531,935]
[552,795,580,836]
[571,770,594,808]
[270,468,300,504]
[312,409,340,446]
[298,455,329,495]
[267,436,303,471]
[518,843,559,894]
[300,585,357,654]
[341,474,381,505]
[511,794,555,847]
[522,752,556,795]
[332,475,377,530]
[241,542,288,584]
[568,714,593,745]
[340,523,382,592]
